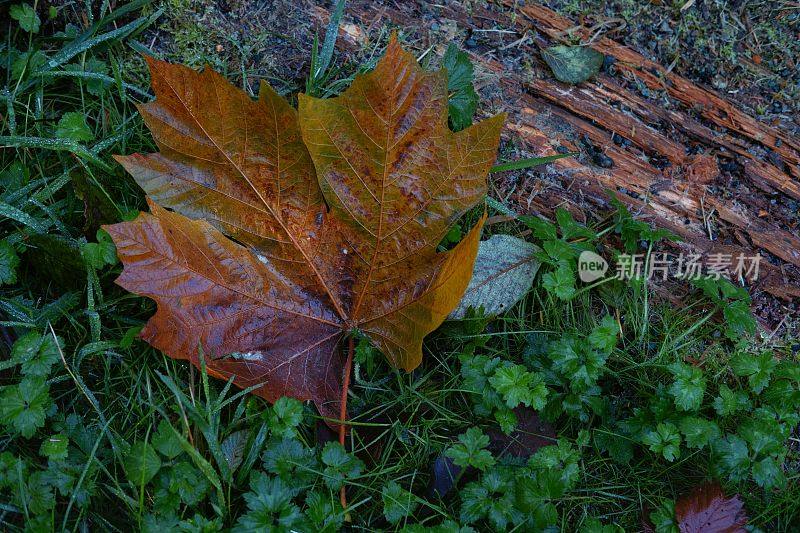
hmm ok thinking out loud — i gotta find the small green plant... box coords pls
[526,314,619,423]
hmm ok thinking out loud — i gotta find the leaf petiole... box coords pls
[339,335,355,516]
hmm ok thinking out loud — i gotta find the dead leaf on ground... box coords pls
[449,234,540,319]
[487,407,556,458]
[674,482,748,533]
[541,45,604,84]
[427,454,462,498]
[104,36,504,422]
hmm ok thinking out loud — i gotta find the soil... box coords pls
[141,0,799,335]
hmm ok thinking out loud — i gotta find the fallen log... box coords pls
[310,0,799,320]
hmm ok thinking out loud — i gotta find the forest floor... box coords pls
[141,0,800,331]
[2,0,799,531]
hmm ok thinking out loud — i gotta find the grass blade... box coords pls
[490,152,576,173]
[315,0,347,81]
[0,135,112,171]
[0,201,47,233]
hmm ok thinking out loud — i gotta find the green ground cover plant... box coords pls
[1,2,798,531]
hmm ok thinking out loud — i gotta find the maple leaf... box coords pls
[104,37,504,422]
[673,482,748,533]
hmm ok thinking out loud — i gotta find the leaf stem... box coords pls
[339,335,354,513]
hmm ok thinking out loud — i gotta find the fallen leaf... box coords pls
[674,482,748,533]
[449,234,540,319]
[427,454,461,498]
[541,45,604,85]
[486,407,556,458]
[105,37,504,422]
[71,171,118,234]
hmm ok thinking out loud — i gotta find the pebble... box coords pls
[465,38,477,48]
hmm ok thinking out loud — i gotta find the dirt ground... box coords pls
[141,0,799,333]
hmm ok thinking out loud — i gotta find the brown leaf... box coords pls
[487,407,556,458]
[71,171,118,234]
[674,482,748,533]
[104,36,504,421]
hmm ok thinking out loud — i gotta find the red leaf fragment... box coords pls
[674,482,748,533]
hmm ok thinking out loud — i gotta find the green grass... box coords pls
[2,2,799,531]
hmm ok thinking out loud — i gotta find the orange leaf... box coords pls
[104,36,504,421]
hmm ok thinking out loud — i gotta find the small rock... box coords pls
[465,38,477,48]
